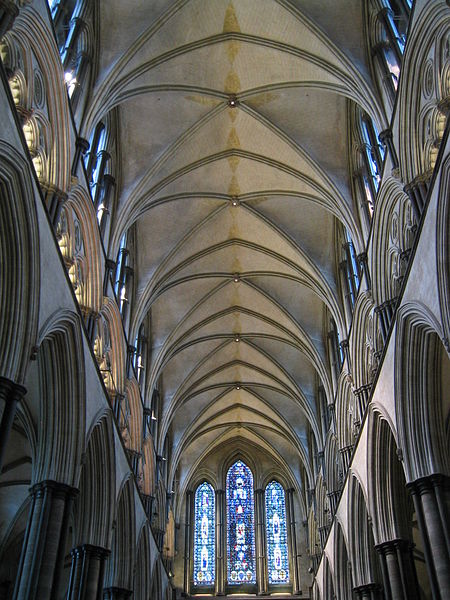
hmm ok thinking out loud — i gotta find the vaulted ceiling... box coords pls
[86,0,385,496]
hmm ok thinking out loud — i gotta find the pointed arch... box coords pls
[35,310,85,486]
[395,304,449,481]
[74,414,115,549]
[104,476,136,592]
[0,142,39,384]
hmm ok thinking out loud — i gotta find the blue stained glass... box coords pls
[226,461,256,585]
[193,482,215,586]
[265,481,290,585]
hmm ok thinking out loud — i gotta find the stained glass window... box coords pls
[265,481,290,585]
[226,460,256,585]
[193,482,215,586]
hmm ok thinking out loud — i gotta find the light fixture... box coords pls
[234,335,240,342]
[230,196,240,207]
[227,95,238,108]
[233,273,240,283]
[235,383,241,390]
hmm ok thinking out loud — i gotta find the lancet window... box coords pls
[190,463,293,593]
[226,460,256,586]
[265,481,290,585]
[193,482,215,586]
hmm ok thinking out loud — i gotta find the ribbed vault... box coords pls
[84,0,385,502]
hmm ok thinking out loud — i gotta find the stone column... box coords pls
[353,384,371,424]
[13,480,78,600]
[0,377,26,473]
[379,129,399,171]
[376,539,419,600]
[0,0,18,39]
[215,489,225,595]
[407,474,450,600]
[71,137,90,177]
[103,259,116,296]
[339,444,354,473]
[403,175,430,224]
[357,252,371,291]
[183,491,193,596]
[102,588,132,600]
[41,184,68,230]
[286,488,301,595]
[66,544,110,600]
[254,489,267,595]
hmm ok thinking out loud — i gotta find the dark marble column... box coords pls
[42,184,68,230]
[0,0,18,39]
[103,259,116,296]
[183,491,193,597]
[254,489,267,595]
[407,474,450,600]
[403,175,430,223]
[376,539,419,600]
[379,128,399,171]
[353,384,371,424]
[13,480,78,600]
[71,137,90,177]
[375,298,397,344]
[339,444,354,473]
[0,376,26,473]
[286,488,301,595]
[215,489,225,596]
[67,544,110,600]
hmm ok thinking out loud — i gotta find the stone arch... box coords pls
[74,414,115,549]
[370,178,411,307]
[35,310,85,486]
[347,474,380,591]
[0,142,39,384]
[124,378,143,454]
[334,521,353,600]
[65,185,103,314]
[367,409,410,543]
[324,432,340,512]
[133,524,156,600]
[436,154,450,348]
[395,304,449,481]
[104,476,136,594]
[398,1,450,184]
[323,554,336,600]
[13,6,72,190]
[140,436,156,497]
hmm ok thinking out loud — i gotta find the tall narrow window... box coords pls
[193,482,215,586]
[226,460,256,586]
[265,482,290,585]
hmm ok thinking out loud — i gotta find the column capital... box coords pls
[30,479,79,500]
[71,543,111,560]
[407,473,449,495]
[75,136,90,154]
[0,376,27,403]
[103,587,133,600]
[375,538,414,556]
